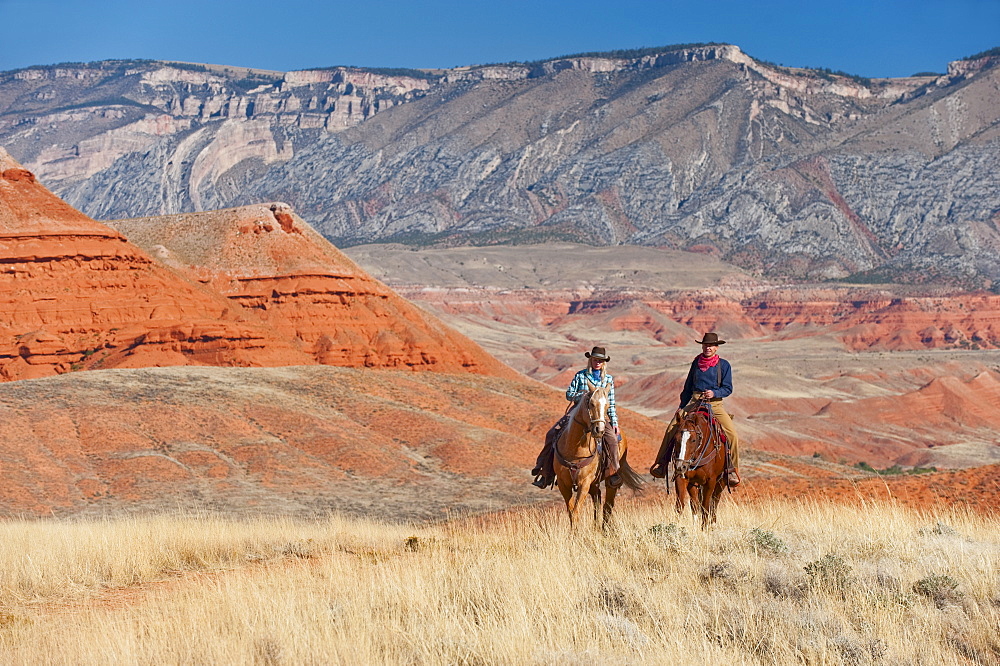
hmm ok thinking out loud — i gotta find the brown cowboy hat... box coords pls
[695,332,726,345]
[585,346,610,362]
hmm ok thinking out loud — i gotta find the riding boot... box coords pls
[604,429,622,488]
[531,444,555,488]
[726,454,741,489]
[649,422,677,479]
[532,416,566,488]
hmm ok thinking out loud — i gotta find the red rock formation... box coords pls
[402,283,1000,353]
[744,288,1000,350]
[0,149,314,380]
[108,204,514,376]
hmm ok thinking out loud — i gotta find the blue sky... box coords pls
[1,0,997,77]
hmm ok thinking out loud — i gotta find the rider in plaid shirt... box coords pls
[531,346,622,489]
[565,364,619,432]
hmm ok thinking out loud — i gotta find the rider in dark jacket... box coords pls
[649,333,740,486]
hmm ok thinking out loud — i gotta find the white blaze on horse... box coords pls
[553,382,643,529]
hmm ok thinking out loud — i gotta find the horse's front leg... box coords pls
[602,484,618,531]
[674,478,688,515]
[700,479,717,530]
[556,474,576,526]
[709,480,725,526]
[566,475,594,529]
[589,484,602,525]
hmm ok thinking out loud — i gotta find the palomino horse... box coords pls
[553,383,643,529]
[669,400,732,528]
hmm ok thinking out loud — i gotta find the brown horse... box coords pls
[669,400,732,528]
[553,383,643,529]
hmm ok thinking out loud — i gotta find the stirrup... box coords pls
[607,473,623,488]
[649,463,667,479]
[532,476,552,489]
[728,470,741,488]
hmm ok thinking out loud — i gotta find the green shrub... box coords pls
[962,46,1000,61]
[748,528,789,556]
[913,573,962,608]
[805,553,853,591]
[647,523,687,551]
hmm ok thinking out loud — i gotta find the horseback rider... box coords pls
[531,346,622,489]
[649,332,741,487]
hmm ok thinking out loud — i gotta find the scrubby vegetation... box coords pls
[0,500,996,664]
[530,43,725,63]
[304,65,440,80]
[807,66,873,88]
[854,461,938,475]
[962,46,1000,61]
[476,43,725,68]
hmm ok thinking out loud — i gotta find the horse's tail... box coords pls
[618,450,644,491]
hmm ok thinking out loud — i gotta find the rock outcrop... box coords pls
[107,204,513,375]
[0,147,313,380]
[2,47,999,284]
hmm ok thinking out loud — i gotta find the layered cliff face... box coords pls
[2,47,999,284]
[0,149,510,380]
[0,148,316,380]
[349,243,1000,354]
[107,204,513,375]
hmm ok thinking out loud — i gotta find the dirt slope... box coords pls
[0,366,663,520]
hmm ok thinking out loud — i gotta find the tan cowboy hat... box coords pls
[585,346,610,362]
[695,332,726,345]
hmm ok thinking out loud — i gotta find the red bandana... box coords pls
[696,353,720,372]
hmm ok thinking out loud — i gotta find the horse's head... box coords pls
[584,381,610,438]
[674,408,709,461]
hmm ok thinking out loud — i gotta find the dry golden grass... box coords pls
[0,500,998,665]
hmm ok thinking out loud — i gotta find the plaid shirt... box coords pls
[566,368,618,429]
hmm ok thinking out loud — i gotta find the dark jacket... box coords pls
[679,357,733,407]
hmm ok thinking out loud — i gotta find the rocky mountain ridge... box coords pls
[2,45,999,283]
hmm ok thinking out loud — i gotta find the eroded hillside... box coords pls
[346,242,1000,471]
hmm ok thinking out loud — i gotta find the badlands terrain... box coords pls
[347,242,1000,466]
[1,144,998,519]
[345,242,1000,513]
[1,39,999,518]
